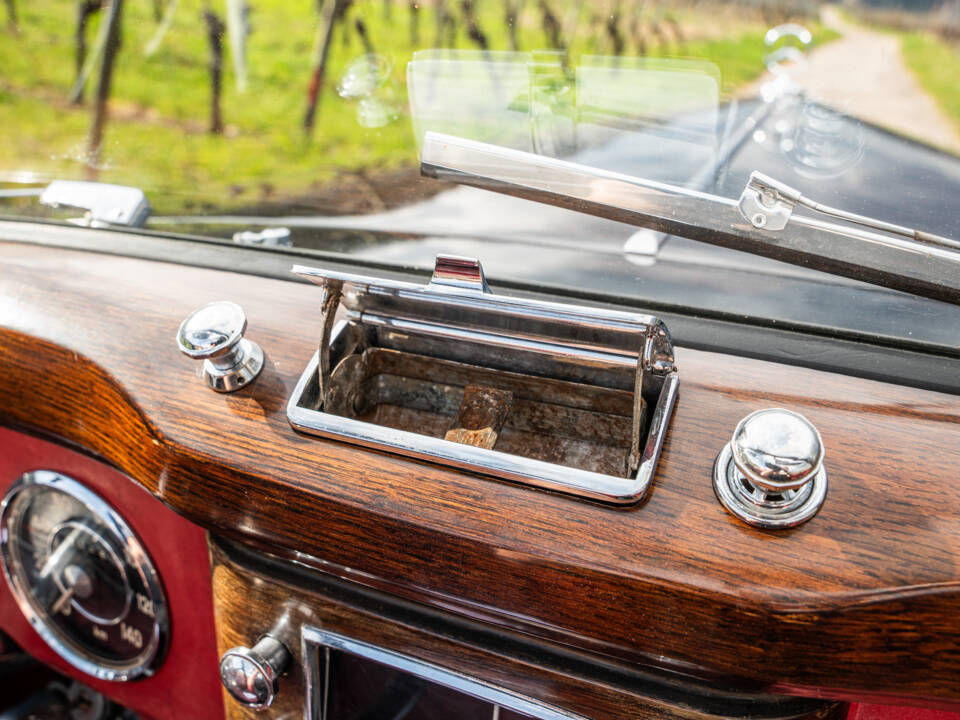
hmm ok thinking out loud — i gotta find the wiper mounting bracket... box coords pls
[739,171,960,253]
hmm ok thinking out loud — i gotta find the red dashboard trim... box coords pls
[849,705,960,720]
[0,426,224,720]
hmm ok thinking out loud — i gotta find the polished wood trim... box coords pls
[210,539,846,720]
[0,242,959,705]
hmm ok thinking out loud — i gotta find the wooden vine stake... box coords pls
[4,0,17,31]
[73,0,102,105]
[408,1,419,46]
[505,0,525,51]
[303,0,346,136]
[203,6,226,134]
[86,0,124,176]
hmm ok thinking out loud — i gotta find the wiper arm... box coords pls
[420,131,960,307]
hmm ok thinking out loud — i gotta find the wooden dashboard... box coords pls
[0,239,959,716]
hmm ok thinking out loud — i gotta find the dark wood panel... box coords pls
[0,242,959,705]
[209,539,846,720]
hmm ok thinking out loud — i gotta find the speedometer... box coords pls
[0,470,168,680]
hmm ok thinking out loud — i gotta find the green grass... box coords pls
[0,0,834,214]
[901,31,960,131]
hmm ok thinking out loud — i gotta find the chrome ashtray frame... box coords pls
[286,255,679,505]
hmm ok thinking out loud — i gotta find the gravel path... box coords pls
[746,6,960,154]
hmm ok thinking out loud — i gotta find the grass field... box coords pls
[901,32,960,131]
[0,0,832,214]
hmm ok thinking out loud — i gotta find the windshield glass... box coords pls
[2,0,959,347]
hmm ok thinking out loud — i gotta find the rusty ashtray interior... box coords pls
[325,347,639,478]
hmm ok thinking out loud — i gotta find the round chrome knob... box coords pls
[714,408,827,529]
[177,301,264,392]
[219,635,290,710]
[731,408,823,491]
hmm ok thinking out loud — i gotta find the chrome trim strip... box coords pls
[292,264,666,333]
[301,626,587,720]
[635,371,679,496]
[360,312,639,369]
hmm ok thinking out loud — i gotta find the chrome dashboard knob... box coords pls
[713,408,827,529]
[219,635,291,710]
[177,301,264,392]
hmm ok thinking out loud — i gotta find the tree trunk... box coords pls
[87,0,124,174]
[303,0,344,135]
[203,8,226,134]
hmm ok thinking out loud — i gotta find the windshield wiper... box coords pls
[420,131,960,307]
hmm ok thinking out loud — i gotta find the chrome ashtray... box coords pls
[287,255,678,504]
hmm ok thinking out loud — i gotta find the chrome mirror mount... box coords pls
[40,180,151,228]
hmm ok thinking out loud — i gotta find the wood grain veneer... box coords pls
[0,241,958,706]
[209,539,846,720]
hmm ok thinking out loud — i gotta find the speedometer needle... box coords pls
[38,526,83,580]
[51,584,75,615]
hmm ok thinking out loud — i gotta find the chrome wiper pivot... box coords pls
[740,171,960,252]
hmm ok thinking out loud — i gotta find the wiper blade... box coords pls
[420,131,960,307]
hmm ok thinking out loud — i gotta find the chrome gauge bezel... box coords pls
[0,470,169,681]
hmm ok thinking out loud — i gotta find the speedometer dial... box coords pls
[0,471,168,681]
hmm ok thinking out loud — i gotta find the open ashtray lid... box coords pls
[287,255,678,504]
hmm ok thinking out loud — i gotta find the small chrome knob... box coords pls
[713,408,827,529]
[219,635,291,710]
[177,301,264,392]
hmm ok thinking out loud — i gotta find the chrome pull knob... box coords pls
[177,301,264,392]
[713,408,828,529]
[219,635,291,710]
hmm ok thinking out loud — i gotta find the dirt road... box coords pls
[746,6,960,154]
